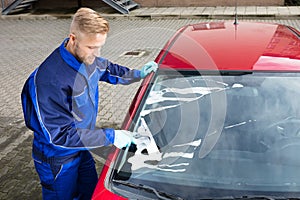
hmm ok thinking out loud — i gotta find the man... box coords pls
[21,7,157,200]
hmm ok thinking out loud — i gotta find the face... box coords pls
[68,32,107,65]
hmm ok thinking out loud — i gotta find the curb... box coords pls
[2,14,300,20]
[0,14,73,20]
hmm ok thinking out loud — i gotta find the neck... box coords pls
[65,39,73,54]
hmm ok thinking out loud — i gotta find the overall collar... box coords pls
[59,38,88,77]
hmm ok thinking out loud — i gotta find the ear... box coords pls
[69,33,76,44]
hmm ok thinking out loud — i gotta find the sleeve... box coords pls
[36,81,115,149]
[98,58,142,84]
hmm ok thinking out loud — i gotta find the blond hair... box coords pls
[70,7,109,35]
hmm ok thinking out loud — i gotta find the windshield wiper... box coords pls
[234,196,300,200]
[113,179,183,200]
[198,196,300,200]
[220,71,253,76]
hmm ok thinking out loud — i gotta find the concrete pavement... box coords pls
[119,6,300,19]
[1,7,300,199]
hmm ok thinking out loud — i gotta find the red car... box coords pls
[92,21,300,199]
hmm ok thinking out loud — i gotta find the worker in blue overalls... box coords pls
[21,7,157,200]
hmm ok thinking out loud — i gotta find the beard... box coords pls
[74,44,95,66]
[84,56,96,65]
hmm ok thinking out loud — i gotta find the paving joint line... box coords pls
[0,131,31,161]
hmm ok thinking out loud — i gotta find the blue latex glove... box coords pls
[114,130,134,149]
[140,61,158,78]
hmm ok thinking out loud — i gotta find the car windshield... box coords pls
[112,70,300,199]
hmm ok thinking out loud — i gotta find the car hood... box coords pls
[158,22,300,71]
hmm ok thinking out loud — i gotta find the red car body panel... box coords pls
[157,22,300,71]
[92,148,126,200]
[92,21,300,199]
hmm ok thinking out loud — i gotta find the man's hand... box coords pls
[114,130,151,149]
[114,130,134,149]
[140,61,158,78]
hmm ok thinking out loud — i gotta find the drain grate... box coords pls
[120,50,146,57]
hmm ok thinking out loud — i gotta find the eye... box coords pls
[88,46,101,50]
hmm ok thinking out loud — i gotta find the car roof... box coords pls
[156,21,300,71]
